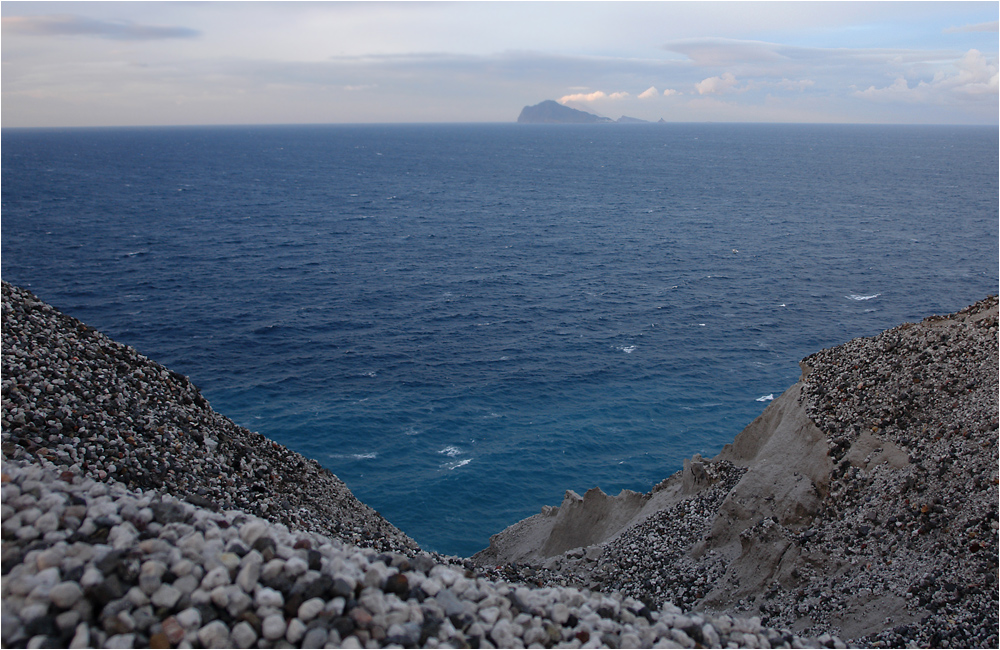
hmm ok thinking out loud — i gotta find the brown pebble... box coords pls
[383,573,408,597]
[350,607,373,629]
[161,616,185,644]
[148,632,171,649]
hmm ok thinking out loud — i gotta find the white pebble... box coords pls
[255,586,284,609]
[239,520,269,546]
[199,566,230,590]
[125,586,150,607]
[286,617,307,644]
[19,507,42,525]
[210,585,231,609]
[235,552,262,593]
[479,606,501,626]
[48,581,83,609]
[260,558,285,582]
[230,621,257,649]
[262,613,287,640]
[175,607,202,630]
[34,511,60,534]
[79,567,104,590]
[298,597,326,622]
[284,555,308,577]
[226,590,253,618]
[421,577,443,597]
[67,621,90,649]
[151,584,182,609]
[197,620,230,648]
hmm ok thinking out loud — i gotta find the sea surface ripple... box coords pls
[2,123,996,556]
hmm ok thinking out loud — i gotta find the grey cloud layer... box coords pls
[945,20,1000,34]
[662,38,961,71]
[2,14,199,40]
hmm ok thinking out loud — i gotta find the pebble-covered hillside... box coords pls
[1,282,414,555]
[475,296,999,648]
[2,282,846,648]
[3,282,997,648]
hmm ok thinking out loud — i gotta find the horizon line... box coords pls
[4,120,998,130]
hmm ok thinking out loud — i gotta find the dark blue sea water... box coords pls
[2,123,997,556]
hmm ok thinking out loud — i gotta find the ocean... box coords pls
[2,123,997,557]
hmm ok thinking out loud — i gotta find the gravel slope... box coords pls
[3,282,996,648]
[2,282,849,648]
[1,281,415,555]
[474,296,999,648]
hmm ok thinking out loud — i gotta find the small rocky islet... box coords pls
[2,280,997,648]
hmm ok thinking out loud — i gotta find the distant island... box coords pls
[517,100,662,124]
[517,100,612,123]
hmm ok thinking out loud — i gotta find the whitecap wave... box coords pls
[443,458,472,470]
[619,345,636,354]
[847,293,881,301]
[330,452,377,460]
[756,394,774,402]
[439,445,462,457]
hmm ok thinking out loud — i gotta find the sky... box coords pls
[1,1,998,127]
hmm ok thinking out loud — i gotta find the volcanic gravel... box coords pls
[478,297,999,648]
[3,283,996,648]
[0,281,849,648]
[794,296,999,647]
[1,282,415,556]
[1,456,845,649]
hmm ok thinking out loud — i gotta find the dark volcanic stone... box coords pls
[383,573,409,597]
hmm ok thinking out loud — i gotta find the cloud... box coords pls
[638,86,681,99]
[664,38,785,66]
[944,21,999,34]
[559,90,629,103]
[695,72,739,95]
[776,78,815,91]
[855,49,998,102]
[663,37,959,71]
[856,76,912,99]
[943,49,999,96]
[559,90,607,102]
[1,14,200,40]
